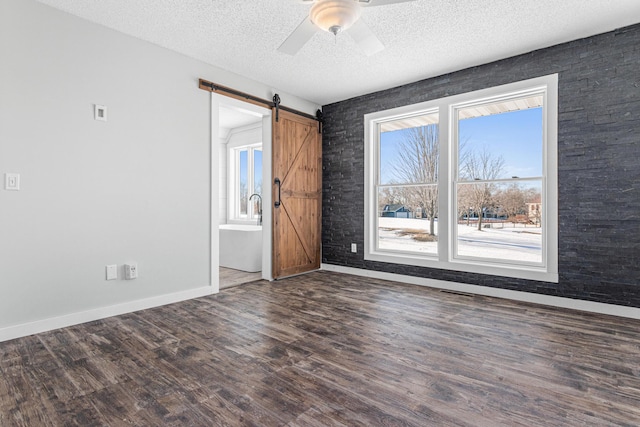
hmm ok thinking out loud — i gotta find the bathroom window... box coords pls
[230,143,262,221]
[364,75,558,282]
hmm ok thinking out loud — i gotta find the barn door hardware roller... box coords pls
[273,94,281,122]
[316,109,324,134]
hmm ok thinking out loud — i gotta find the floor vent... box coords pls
[440,289,475,297]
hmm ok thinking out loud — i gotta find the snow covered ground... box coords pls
[378,217,542,263]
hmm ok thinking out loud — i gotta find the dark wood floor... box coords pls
[2,271,640,426]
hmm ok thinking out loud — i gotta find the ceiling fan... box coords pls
[278,0,416,56]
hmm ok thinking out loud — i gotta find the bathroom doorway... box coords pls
[219,266,262,290]
[212,94,272,291]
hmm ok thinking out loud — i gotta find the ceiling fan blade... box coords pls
[359,0,416,6]
[278,17,317,55]
[348,19,384,56]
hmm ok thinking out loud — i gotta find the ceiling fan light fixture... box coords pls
[310,0,362,35]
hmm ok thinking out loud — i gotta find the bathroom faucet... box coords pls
[249,193,262,226]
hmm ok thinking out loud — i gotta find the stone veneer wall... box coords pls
[321,24,640,307]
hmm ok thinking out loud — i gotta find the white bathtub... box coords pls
[219,224,263,272]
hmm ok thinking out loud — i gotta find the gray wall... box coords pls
[321,24,640,307]
[0,0,317,332]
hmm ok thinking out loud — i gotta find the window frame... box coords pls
[376,109,441,258]
[228,143,262,223]
[364,75,558,283]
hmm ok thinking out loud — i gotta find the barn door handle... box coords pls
[274,178,281,208]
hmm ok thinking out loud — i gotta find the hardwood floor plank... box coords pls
[287,405,351,427]
[0,336,51,369]
[2,271,640,426]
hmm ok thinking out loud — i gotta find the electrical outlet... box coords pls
[351,243,357,253]
[125,263,138,280]
[106,265,117,280]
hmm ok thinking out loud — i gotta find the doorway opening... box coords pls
[211,94,272,291]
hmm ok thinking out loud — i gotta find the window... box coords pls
[230,144,262,221]
[365,75,558,282]
[378,111,440,257]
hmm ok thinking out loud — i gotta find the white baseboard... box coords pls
[321,263,640,320]
[0,286,216,343]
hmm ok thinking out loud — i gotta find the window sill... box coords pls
[365,250,558,283]
[227,219,261,225]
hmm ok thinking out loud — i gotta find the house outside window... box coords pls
[364,75,558,282]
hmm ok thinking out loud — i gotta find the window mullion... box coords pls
[438,102,451,263]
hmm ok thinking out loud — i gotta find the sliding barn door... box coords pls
[272,110,322,279]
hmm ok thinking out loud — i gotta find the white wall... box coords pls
[0,0,319,340]
[218,138,228,225]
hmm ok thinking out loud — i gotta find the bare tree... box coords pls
[459,146,505,231]
[391,125,439,235]
[240,181,248,215]
[457,183,474,225]
[496,183,527,227]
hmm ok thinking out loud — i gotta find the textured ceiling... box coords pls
[37,0,640,106]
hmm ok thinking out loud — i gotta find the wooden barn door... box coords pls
[272,110,322,279]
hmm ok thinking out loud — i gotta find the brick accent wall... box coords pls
[321,24,640,307]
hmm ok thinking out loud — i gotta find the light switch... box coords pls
[106,265,117,281]
[94,104,107,121]
[5,173,20,191]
